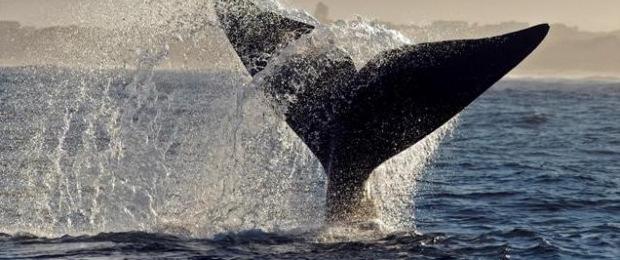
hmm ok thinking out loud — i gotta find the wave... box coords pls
[0,228,579,259]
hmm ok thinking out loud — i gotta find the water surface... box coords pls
[1,70,618,259]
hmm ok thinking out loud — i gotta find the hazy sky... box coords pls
[1,0,619,32]
[286,0,620,32]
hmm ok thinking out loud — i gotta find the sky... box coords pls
[285,0,620,32]
[1,0,619,32]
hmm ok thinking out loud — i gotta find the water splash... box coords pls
[0,0,453,238]
[0,66,325,237]
[369,118,458,231]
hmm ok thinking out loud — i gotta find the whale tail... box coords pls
[215,0,315,76]
[215,0,549,222]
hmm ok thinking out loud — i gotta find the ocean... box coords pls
[0,67,618,259]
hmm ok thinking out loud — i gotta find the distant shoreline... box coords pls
[2,64,619,84]
[1,20,619,78]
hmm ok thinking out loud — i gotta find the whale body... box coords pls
[215,0,549,223]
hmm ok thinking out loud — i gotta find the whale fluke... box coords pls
[324,25,550,221]
[216,0,549,223]
[215,0,315,75]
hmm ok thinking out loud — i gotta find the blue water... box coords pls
[0,71,618,259]
[416,80,620,259]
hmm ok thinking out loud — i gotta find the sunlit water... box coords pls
[1,68,618,259]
